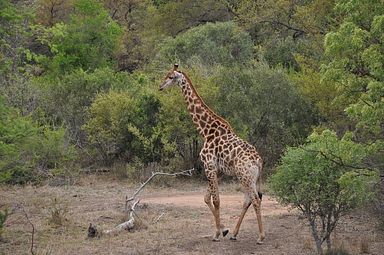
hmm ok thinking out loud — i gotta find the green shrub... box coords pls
[83,89,173,166]
[269,129,379,255]
[214,63,317,167]
[39,0,123,74]
[153,21,253,69]
[0,97,77,184]
[0,209,9,239]
[35,67,132,146]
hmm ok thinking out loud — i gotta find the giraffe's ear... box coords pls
[173,64,179,71]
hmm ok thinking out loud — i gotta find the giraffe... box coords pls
[159,64,265,244]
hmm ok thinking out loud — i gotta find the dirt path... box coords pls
[142,192,290,216]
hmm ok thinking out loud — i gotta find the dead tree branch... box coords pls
[125,168,195,209]
[20,206,35,255]
[105,199,140,234]
[152,212,166,224]
[103,168,194,235]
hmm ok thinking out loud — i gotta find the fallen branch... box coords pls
[152,212,165,224]
[125,168,195,209]
[20,206,35,255]
[104,168,195,235]
[105,199,140,234]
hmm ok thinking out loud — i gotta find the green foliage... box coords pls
[269,129,379,253]
[36,67,131,144]
[322,0,384,137]
[31,127,77,171]
[154,22,253,69]
[334,0,384,26]
[83,87,173,165]
[270,129,378,208]
[146,0,231,37]
[320,2,384,220]
[0,0,23,78]
[0,209,8,238]
[224,0,336,68]
[0,0,36,114]
[262,37,299,70]
[83,90,135,164]
[0,97,77,184]
[40,0,122,74]
[289,59,349,133]
[214,63,316,166]
[35,0,73,26]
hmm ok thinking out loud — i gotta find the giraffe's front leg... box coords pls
[204,186,229,241]
[204,167,228,241]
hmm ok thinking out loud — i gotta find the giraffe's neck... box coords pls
[180,72,232,139]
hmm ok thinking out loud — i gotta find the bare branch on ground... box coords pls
[20,205,35,255]
[100,168,194,236]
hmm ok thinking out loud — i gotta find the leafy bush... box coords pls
[0,97,77,184]
[321,0,384,226]
[269,129,379,254]
[262,37,299,70]
[214,63,317,167]
[83,89,173,166]
[39,0,123,74]
[154,21,253,69]
[35,67,131,145]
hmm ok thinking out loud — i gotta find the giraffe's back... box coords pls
[202,132,262,178]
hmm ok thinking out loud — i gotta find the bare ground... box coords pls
[0,175,383,255]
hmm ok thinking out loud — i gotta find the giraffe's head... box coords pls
[159,64,184,91]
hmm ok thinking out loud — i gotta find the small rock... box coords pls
[87,223,98,238]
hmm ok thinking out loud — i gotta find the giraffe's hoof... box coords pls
[230,236,237,241]
[256,238,264,245]
[212,237,220,242]
[222,229,229,237]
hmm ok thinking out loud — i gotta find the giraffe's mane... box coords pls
[181,71,233,132]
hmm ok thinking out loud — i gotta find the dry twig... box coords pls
[103,168,195,235]
[152,212,166,224]
[20,205,35,255]
[125,168,195,208]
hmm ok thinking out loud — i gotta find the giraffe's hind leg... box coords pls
[251,190,265,244]
[231,164,264,243]
[230,194,251,241]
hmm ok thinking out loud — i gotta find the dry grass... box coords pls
[0,175,383,255]
[46,198,69,227]
[302,238,314,252]
[359,238,370,254]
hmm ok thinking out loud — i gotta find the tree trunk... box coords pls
[326,237,331,251]
[309,218,324,255]
[326,214,333,251]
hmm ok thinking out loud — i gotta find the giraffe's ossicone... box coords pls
[159,64,265,243]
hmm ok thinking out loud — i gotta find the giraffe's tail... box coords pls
[256,161,263,201]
